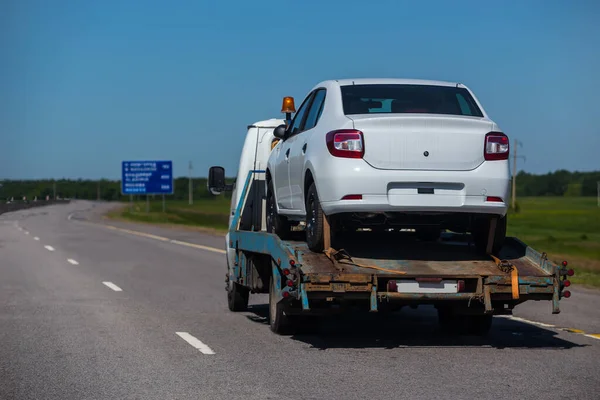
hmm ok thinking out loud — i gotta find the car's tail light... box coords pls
[342,194,362,200]
[486,196,503,202]
[484,132,509,161]
[326,129,364,158]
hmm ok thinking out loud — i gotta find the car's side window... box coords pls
[288,92,315,136]
[303,89,326,131]
[456,93,474,116]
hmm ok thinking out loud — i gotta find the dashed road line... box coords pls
[34,236,40,241]
[176,332,215,355]
[102,282,123,292]
[44,245,55,252]
[24,231,29,235]
[67,259,79,265]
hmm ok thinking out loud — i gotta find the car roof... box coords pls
[320,78,461,88]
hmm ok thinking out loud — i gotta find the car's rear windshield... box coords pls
[341,84,484,117]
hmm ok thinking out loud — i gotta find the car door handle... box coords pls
[302,143,307,153]
[285,149,290,159]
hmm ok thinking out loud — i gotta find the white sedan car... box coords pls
[266,78,510,254]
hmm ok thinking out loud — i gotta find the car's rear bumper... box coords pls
[316,159,510,217]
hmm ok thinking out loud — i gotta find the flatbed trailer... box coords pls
[222,170,575,335]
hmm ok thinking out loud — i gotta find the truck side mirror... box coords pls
[273,124,287,139]
[208,166,226,195]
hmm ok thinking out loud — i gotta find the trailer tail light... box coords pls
[286,280,294,287]
[457,280,465,292]
[388,280,398,291]
[342,194,363,200]
[484,132,509,161]
[562,290,571,298]
[326,129,364,158]
[283,268,291,276]
[563,280,571,287]
[567,269,574,276]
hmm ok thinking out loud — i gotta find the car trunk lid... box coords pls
[348,115,493,171]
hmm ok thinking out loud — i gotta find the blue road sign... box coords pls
[121,160,173,195]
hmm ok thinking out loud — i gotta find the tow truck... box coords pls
[207,114,574,335]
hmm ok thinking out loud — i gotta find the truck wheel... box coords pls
[269,276,293,335]
[266,180,291,240]
[227,282,249,312]
[305,183,325,252]
[473,215,507,255]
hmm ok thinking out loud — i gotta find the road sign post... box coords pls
[121,161,174,211]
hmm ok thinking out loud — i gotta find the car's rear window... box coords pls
[341,84,484,117]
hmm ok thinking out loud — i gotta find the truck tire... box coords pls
[305,183,325,252]
[266,180,291,240]
[227,282,249,312]
[269,276,293,335]
[473,215,507,256]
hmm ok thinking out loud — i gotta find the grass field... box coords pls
[108,196,600,287]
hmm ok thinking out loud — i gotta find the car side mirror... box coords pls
[273,124,287,139]
[208,166,232,195]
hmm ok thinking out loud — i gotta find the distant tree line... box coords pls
[515,170,600,197]
[1,170,598,201]
[0,177,232,202]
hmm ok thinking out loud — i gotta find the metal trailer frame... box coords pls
[226,170,574,332]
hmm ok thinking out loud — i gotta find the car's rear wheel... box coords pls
[266,180,291,240]
[305,183,326,252]
[473,215,507,255]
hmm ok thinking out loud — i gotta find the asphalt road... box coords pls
[1,201,599,400]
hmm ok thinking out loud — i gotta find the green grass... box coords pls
[507,197,600,287]
[108,195,600,287]
[107,197,231,233]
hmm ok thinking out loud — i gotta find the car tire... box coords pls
[305,183,325,253]
[473,215,507,256]
[266,180,291,240]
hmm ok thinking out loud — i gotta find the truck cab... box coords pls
[224,118,285,270]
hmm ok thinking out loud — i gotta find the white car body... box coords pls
[267,78,510,230]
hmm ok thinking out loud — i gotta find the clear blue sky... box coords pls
[1,0,598,179]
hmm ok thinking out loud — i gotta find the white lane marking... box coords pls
[17,227,23,231]
[583,334,600,341]
[24,231,29,235]
[169,239,226,254]
[44,245,55,252]
[67,259,79,265]
[498,315,556,328]
[176,332,215,355]
[104,225,226,254]
[67,213,74,221]
[102,282,123,292]
[34,236,40,241]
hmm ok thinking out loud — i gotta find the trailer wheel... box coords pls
[306,183,325,252]
[227,282,249,312]
[269,277,293,335]
[466,315,493,336]
[266,180,291,240]
[473,215,507,256]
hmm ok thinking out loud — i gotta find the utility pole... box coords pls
[188,161,193,205]
[511,139,525,210]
